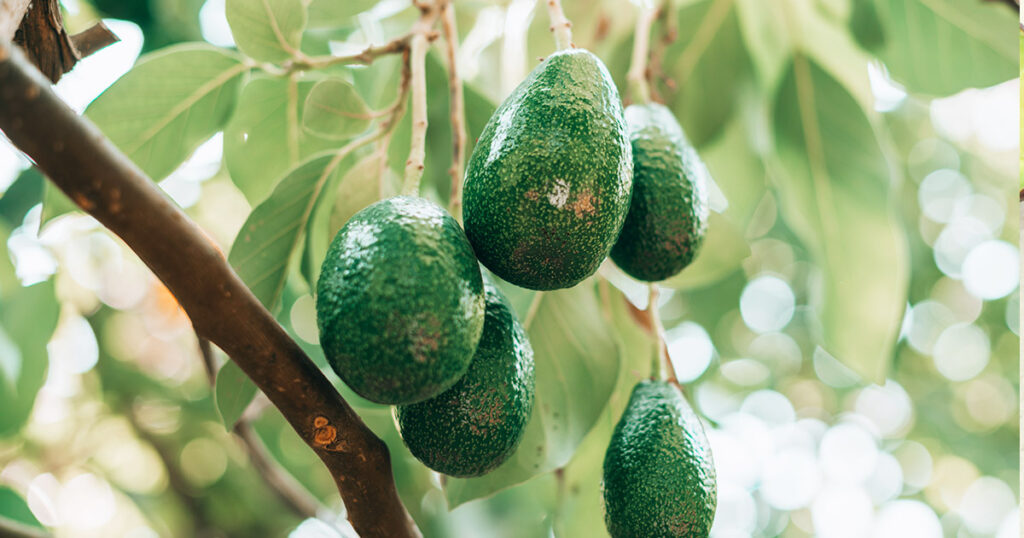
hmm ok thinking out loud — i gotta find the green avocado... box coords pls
[610,103,710,282]
[316,196,485,405]
[602,380,717,537]
[396,282,535,477]
[462,49,633,290]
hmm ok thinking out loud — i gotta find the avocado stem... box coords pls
[544,0,574,50]
[440,2,468,220]
[402,29,430,196]
[647,284,679,383]
[627,1,660,104]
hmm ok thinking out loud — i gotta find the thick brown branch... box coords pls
[0,43,419,538]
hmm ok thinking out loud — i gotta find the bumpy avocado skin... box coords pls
[610,103,710,282]
[602,380,717,537]
[396,282,535,477]
[462,49,633,291]
[316,196,485,405]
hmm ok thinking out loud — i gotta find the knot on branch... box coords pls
[12,0,118,83]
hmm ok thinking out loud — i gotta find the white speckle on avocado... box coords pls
[547,179,570,208]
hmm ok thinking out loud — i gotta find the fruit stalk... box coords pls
[647,284,679,383]
[402,3,439,195]
[627,1,660,104]
[0,43,421,538]
[441,1,468,218]
[544,0,574,50]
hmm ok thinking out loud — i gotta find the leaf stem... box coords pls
[647,284,677,383]
[627,1,659,104]
[441,1,467,219]
[544,0,574,50]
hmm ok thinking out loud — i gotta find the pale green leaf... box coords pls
[735,0,792,92]
[303,79,374,140]
[870,0,1017,95]
[225,77,340,204]
[0,273,58,437]
[226,0,307,62]
[229,152,345,311]
[445,282,621,507]
[661,0,753,147]
[86,43,246,181]
[307,0,378,29]
[40,181,79,228]
[214,360,257,428]
[771,56,908,383]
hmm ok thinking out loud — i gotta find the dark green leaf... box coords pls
[86,43,246,181]
[0,487,41,528]
[0,168,42,227]
[849,0,886,52]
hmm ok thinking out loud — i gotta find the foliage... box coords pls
[0,0,1018,537]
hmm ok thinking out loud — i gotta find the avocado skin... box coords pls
[602,380,717,537]
[396,282,535,477]
[462,49,633,291]
[610,103,710,282]
[316,196,485,405]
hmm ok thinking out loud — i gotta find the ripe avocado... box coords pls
[602,380,717,537]
[462,49,633,291]
[396,282,535,477]
[610,103,710,282]
[316,196,485,405]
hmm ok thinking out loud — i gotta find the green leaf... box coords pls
[556,287,654,538]
[214,360,257,428]
[40,182,78,228]
[327,150,397,238]
[229,152,345,311]
[225,0,307,62]
[0,168,42,227]
[849,0,886,52]
[771,56,908,383]
[0,487,41,528]
[302,79,374,140]
[307,0,378,29]
[444,282,622,507]
[225,77,340,204]
[85,43,247,181]
[869,0,1017,95]
[661,0,753,147]
[662,212,750,290]
[735,0,792,93]
[0,272,59,437]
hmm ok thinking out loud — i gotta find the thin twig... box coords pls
[234,420,322,518]
[648,2,677,102]
[0,43,420,538]
[196,329,217,384]
[544,0,574,50]
[647,284,677,383]
[401,5,441,195]
[68,22,119,57]
[299,33,414,71]
[440,1,467,219]
[627,1,659,104]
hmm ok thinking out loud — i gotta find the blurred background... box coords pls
[0,0,1019,537]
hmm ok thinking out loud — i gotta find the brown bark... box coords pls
[0,43,419,538]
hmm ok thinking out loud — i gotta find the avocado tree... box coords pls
[0,0,1018,537]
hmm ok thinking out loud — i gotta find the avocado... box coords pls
[602,380,717,537]
[462,49,633,290]
[396,282,535,477]
[316,196,485,405]
[610,103,710,282]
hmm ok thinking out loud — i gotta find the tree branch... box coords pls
[440,1,467,219]
[195,331,323,520]
[626,2,659,104]
[401,4,441,195]
[544,0,574,50]
[0,43,419,538]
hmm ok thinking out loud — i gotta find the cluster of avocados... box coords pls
[316,46,716,535]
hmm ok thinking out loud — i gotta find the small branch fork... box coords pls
[10,0,117,82]
[544,0,574,50]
